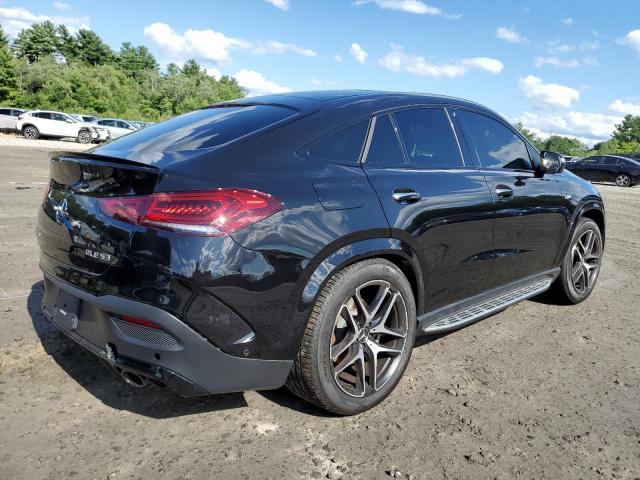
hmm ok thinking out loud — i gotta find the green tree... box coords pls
[515,122,543,150]
[73,29,114,65]
[612,115,640,144]
[594,137,640,154]
[542,135,587,156]
[56,25,77,63]
[181,59,203,77]
[117,42,158,80]
[12,21,59,63]
[0,26,20,103]
[166,63,180,76]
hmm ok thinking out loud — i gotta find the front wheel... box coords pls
[615,174,631,187]
[77,129,92,144]
[549,218,603,304]
[286,259,416,415]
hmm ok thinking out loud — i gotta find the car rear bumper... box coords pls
[40,268,293,396]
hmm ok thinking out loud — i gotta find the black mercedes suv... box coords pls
[37,91,605,414]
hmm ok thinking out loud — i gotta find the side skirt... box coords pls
[417,269,559,335]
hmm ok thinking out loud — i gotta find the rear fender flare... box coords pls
[295,237,424,322]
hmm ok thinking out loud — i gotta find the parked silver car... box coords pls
[95,118,139,139]
[0,107,26,131]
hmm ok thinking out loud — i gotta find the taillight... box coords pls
[98,189,282,236]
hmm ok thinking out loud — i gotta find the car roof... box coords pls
[219,89,498,118]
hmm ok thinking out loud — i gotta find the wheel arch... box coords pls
[581,207,605,244]
[295,237,425,327]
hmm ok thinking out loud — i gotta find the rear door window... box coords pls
[0,109,9,115]
[300,120,369,166]
[393,108,463,168]
[460,110,532,170]
[363,115,405,168]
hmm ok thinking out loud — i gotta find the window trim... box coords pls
[455,107,534,172]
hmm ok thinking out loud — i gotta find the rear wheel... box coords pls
[615,173,631,187]
[77,129,92,144]
[549,218,603,304]
[286,259,416,415]
[23,125,39,140]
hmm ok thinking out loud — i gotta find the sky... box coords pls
[1,0,639,145]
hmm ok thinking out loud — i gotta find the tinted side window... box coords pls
[0,109,10,115]
[364,115,405,168]
[38,112,52,120]
[394,108,462,168]
[301,121,369,166]
[52,113,67,122]
[582,156,598,164]
[461,111,531,170]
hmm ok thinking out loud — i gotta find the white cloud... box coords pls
[534,56,598,68]
[562,17,573,26]
[518,75,580,108]
[205,67,222,79]
[252,40,316,57]
[516,110,621,144]
[144,22,249,62]
[234,69,291,97]
[379,47,503,78]
[144,22,315,65]
[496,26,524,44]
[353,0,461,19]
[547,39,600,55]
[350,42,368,64]
[608,99,640,116]
[333,54,343,62]
[53,2,72,11]
[619,29,640,56]
[265,0,289,10]
[0,6,89,38]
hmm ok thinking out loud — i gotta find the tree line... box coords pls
[516,115,640,158]
[0,22,244,122]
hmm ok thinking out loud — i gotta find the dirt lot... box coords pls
[0,144,639,480]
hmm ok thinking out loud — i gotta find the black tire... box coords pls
[77,129,92,144]
[614,173,631,187]
[286,258,416,415]
[22,125,39,140]
[548,218,603,304]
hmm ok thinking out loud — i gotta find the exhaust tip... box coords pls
[120,370,148,388]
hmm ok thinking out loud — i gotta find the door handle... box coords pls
[392,189,421,203]
[495,185,514,199]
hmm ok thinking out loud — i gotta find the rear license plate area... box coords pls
[53,290,80,331]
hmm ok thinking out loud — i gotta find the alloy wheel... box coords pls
[571,229,601,295]
[78,130,92,144]
[615,174,630,187]
[330,280,409,398]
[24,127,37,139]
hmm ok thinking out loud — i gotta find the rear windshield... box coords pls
[91,105,296,165]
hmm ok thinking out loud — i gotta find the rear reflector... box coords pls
[98,189,282,236]
[120,314,163,330]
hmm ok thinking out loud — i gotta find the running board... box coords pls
[418,271,557,334]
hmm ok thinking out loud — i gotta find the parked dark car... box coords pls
[37,91,605,414]
[566,154,640,187]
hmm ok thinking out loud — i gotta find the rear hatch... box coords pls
[38,154,161,275]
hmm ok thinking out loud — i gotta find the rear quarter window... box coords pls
[298,120,370,166]
[93,105,297,162]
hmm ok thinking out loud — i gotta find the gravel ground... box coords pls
[0,132,94,151]
[0,145,639,480]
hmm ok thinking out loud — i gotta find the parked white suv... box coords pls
[16,110,109,144]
